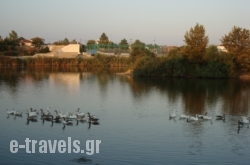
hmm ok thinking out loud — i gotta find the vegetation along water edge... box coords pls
[0,24,249,78]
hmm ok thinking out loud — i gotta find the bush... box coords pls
[39,46,50,53]
[133,53,236,78]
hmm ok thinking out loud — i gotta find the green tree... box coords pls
[184,23,209,62]
[63,38,70,45]
[131,40,145,50]
[221,26,250,72]
[70,39,78,44]
[205,45,219,61]
[8,30,19,41]
[5,30,19,47]
[130,40,154,58]
[119,38,129,50]
[221,26,250,56]
[80,44,86,53]
[31,37,44,48]
[53,38,69,45]
[99,33,109,48]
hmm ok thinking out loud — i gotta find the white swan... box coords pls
[76,112,85,118]
[7,109,16,115]
[241,116,249,124]
[40,109,51,116]
[187,114,199,122]
[87,112,99,122]
[179,114,189,120]
[7,109,22,117]
[62,118,73,126]
[27,111,38,121]
[54,110,67,118]
[67,112,77,120]
[201,114,212,120]
[197,112,210,120]
[169,111,176,120]
[238,116,250,128]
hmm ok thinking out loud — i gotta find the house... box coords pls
[20,39,33,47]
[34,44,80,58]
[217,45,228,52]
[60,44,80,54]
[48,44,80,58]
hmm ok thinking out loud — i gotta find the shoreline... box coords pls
[239,74,250,81]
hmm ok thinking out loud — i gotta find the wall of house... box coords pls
[61,44,80,53]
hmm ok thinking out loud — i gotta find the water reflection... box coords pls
[1,71,250,116]
[130,77,250,116]
[1,71,250,164]
[49,73,81,93]
[71,156,93,164]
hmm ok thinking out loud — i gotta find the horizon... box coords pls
[1,0,250,46]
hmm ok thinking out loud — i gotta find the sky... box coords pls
[0,0,249,46]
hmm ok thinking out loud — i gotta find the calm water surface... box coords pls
[0,71,250,165]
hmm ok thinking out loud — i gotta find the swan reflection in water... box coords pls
[71,156,93,164]
[237,116,250,134]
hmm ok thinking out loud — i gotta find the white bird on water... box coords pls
[169,111,176,120]
[62,118,73,126]
[179,114,189,120]
[187,114,199,122]
[27,111,38,121]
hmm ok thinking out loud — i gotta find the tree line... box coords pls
[133,24,250,77]
[0,24,249,77]
[0,30,50,56]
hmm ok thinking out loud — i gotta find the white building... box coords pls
[217,45,228,52]
[60,44,80,54]
[47,44,80,58]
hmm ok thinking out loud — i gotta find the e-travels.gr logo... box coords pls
[10,137,101,155]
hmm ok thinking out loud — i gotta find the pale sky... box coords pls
[0,0,249,45]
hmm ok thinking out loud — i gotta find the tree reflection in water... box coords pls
[1,71,249,116]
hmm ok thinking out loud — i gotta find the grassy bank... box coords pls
[0,53,244,78]
[0,54,132,72]
[133,54,237,78]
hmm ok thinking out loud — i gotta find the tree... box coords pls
[205,45,219,61]
[130,40,154,58]
[119,38,129,50]
[221,26,250,72]
[131,40,145,50]
[80,44,86,53]
[184,23,208,62]
[221,26,250,56]
[70,39,77,44]
[87,40,96,45]
[8,30,19,41]
[63,38,70,45]
[31,37,45,48]
[5,30,20,47]
[53,38,70,45]
[99,33,109,48]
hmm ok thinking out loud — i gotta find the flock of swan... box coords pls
[5,107,250,133]
[169,111,225,121]
[169,111,250,132]
[6,107,100,129]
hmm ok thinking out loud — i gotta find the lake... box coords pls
[0,71,250,165]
